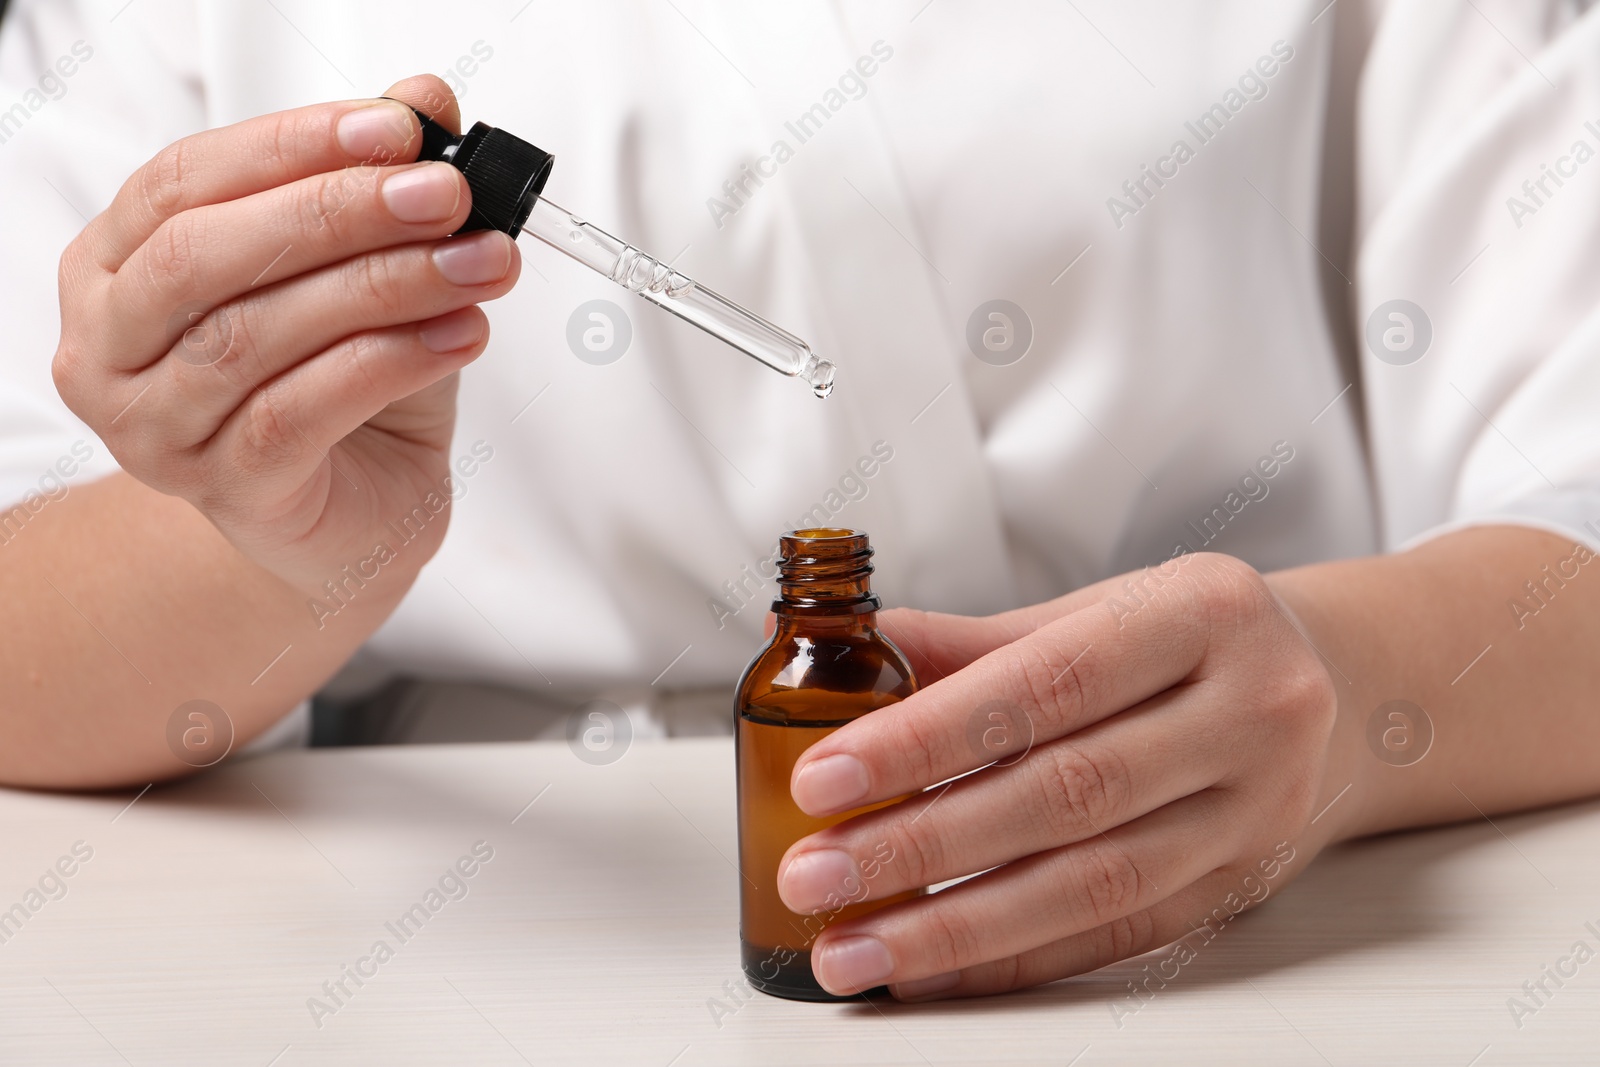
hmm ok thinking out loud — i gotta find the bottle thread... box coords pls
[773,528,878,614]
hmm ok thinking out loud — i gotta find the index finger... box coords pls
[790,553,1226,817]
[876,568,1150,684]
[85,96,423,270]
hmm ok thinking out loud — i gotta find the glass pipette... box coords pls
[520,198,834,397]
[408,107,835,398]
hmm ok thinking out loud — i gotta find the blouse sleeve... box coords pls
[0,0,312,746]
[0,0,204,513]
[1355,0,1600,553]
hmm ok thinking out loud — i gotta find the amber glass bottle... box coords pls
[735,527,920,1001]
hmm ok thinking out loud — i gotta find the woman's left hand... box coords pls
[777,552,1342,1000]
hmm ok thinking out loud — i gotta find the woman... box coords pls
[1,0,1596,1001]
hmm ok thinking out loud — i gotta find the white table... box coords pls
[0,737,1596,1065]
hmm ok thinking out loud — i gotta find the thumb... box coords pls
[877,607,1032,684]
[879,570,1139,683]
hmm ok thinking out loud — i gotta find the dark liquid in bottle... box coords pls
[734,529,920,1001]
[737,709,920,999]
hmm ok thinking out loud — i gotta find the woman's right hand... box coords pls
[52,75,520,594]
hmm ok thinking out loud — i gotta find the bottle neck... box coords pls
[772,610,880,640]
[770,528,881,619]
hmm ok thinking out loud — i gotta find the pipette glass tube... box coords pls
[521,197,835,398]
[404,107,832,396]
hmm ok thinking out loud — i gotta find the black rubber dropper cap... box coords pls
[396,104,555,239]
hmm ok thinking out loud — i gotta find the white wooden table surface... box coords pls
[0,736,1596,1065]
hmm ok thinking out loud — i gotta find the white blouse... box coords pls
[1,0,1597,725]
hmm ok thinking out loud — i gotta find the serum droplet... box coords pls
[807,358,836,399]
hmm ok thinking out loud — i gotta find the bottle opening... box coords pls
[774,528,878,614]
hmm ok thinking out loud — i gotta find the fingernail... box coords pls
[892,972,960,1001]
[336,100,416,162]
[792,754,869,813]
[383,163,463,224]
[419,310,485,354]
[433,231,513,286]
[814,936,894,993]
[779,850,858,913]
